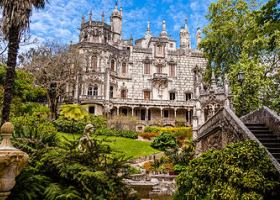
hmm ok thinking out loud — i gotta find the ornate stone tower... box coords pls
[196,27,202,48]
[110,2,122,43]
[180,18,191,49]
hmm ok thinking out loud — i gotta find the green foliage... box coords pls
[10,134,137,200]
[60,104,89,121]
[151,133,178,151]
[54,115,107,134]
[95,128,138,139]
[144,126,192,138]
[174,140,280,200]
[200,0,280,114]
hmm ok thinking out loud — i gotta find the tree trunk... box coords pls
[1,27,20,124]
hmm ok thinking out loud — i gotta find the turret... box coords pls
[160,20,168,39]
[89,10,93,25]
[110,1,122,43]
[145,21,152,38]
[180,18,191,49]
[196,27,202,48]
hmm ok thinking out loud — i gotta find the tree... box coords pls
[200,0,280,114]
[23,43,82,119]
[0,0,47,124]
[174,141,280,200]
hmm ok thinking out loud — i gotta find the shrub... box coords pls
[151,133,178,151]
[174,140,280,200]
[95,128,138,139]
[108,115,138,131]
[144,126,192,139]
[53,115,107,134]
[139,132,160,140]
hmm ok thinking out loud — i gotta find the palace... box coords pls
[67,3,231,131]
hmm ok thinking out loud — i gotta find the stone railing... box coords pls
[195,106,280,173]
[111,98,195,107]
[241,106,280,138]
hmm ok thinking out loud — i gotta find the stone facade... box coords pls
[66,4,229,129]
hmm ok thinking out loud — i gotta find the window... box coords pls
[89,106,95,114]
[164,110,169,118]
[170,43,174,48]
[144,63,150,75]
[93,86,98,96]
[110,86,114,99]
[91,56,98,70]
[157,65,163,73]
[169,65,175,77]
[122,63,127,74]
[155,44,165,57]
[111,60,115,71]
[169,92,176,100]
[186,93,192,101]
[143,91,151,100]
[88,86,93,96]
[121,90,127,99]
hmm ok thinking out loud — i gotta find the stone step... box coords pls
[247,127,270,131]
[246,124,266,127]
[262,143,280,148]
[267,148,280,154]
[254,134,278,139]
[257,138,280,143]
[271,153,280,159]
[250,130,273,134]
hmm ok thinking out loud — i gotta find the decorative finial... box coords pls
[115,0,118,9]
[162,20,166,31]
[185,17,189,31]
[102,11,105,23]
[81,15,85,24]
[147,20,151,32]
[211,69,217,90]
[0,122,15,149]
[196,27,202,47]
[89,10,93,24]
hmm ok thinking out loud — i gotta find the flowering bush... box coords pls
[139,132,160,140]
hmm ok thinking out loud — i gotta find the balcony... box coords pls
[153,73,168,80]
[79,95,104,104]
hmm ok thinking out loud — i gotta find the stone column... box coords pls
[145,107,149,121]
[131,107,135,116]
[174,108,177,121]
[116,106,120,116]
[104,68,110,101]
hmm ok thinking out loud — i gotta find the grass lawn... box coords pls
[58,133,160,160]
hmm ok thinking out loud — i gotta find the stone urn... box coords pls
[0,122,28,200]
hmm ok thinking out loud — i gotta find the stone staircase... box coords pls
[246,124,280,163]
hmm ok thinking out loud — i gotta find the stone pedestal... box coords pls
[0,122,29,200]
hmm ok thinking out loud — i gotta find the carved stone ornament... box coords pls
[0,122,29,200]
[154,58,166,67]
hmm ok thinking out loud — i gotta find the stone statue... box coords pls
[78,124,95,152]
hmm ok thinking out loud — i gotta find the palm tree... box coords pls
[0,0,47,124]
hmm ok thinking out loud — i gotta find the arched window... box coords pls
[110,86,114,98]
[93,85,98,96]
[88,86,93,96]
[144,63,150,75]
[122,63,127,75]
[111,60,115,71]
[91,55,98,71]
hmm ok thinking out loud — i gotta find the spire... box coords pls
[196,27,202,47]
[115,0,118,10]
[160,20,168,38]
[81,15,85,25]
[185,18,189,32]
[120,6,123,16]
[101,11,105,24]
[147,21,150,33]
[89,10,93,24]
[211,69,217,90]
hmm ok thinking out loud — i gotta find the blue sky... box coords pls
[30,0,214,48]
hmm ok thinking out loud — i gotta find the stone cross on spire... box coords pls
[160,20,168,38]
[185,17,189,32]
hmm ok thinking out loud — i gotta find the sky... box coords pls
[30,0,214,48]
